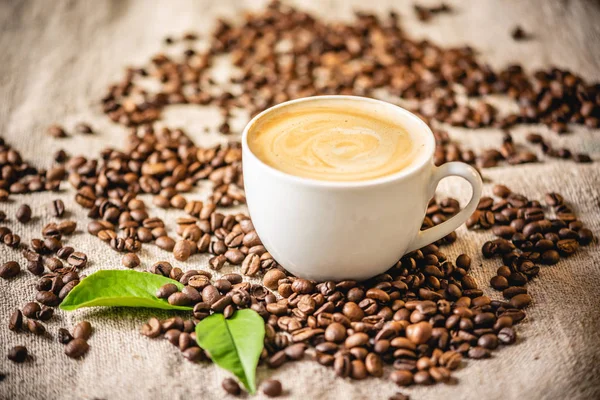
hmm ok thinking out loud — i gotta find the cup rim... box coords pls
[242,95,436,188]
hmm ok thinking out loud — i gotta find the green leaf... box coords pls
[60,270,192,311]
[195,309,265,394]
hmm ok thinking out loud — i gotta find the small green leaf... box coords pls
[60,270,192,311]
[195,309,265,394]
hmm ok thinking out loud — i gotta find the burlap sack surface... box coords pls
[1,1,599,399]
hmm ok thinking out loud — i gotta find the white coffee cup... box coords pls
[242,96,482,281]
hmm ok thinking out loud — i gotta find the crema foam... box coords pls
[247,98,422,181]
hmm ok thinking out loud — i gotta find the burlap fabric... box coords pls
[1,1,600,399]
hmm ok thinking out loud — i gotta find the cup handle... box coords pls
[406,162,483,253]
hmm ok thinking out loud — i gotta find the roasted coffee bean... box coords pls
[497,327,517,344]
[468,346,491,359]
[141,318,162,338]
[8,346,28,363]
[22,302,41,319]
[73,321,93,340]
[67,252,87,268]
[27,319,46,335]
[16,204,32,223]
[122,253,141,268]
[222,377,241,396]
[65,338,89,358]
[509,294,532,309]
[168,292,191,306]
[156,283,179,299]
[390,370,414,386]
[75,122,94,134]
[156,236,176,251]
[241,253,260,275]
[36,291,60,306]
[406,322,432,344]
[0,261,20,279]
[51,199,65,217]
[9,310,23,332]
[225,248,245,265]
[263,269,286,289]
[173,240,192,261]
[57,246,75,260]
[490,275,509,290]
[261,379,282,397]
[58,328,74,344]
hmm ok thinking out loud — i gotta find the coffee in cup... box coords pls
[242,96,482,281]
[247,98,424,182]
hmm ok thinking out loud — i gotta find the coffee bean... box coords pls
[25,319,45,335]
[36,291,60,307]
[182,286,202,303]
[8,346,28,363]
[67,252,87,268]
[478,333,499,349]
[345,332,369,348]
[490,275,509,290]
[365,352,384,377]
[16,204,32,223]
[455,254,471,270]
[141,317,163,338]
[9,310,23,332]
[261,379,282,397]
[156,236,176,251]
[0,261,20,279]
[47,124,67,138]
[292,279,315,294]
[75,122,93,134]
[241,253,260,275]
[58,328,74,344]
[65,338,89,358]
[156,283,179,299]
[284,343,306,360]
[50,199,65,217]
[168,292,191,306]
[468,346,491,359]
[509,293,532,309]
[225,248,245,265]
[390,370,413,386]
[122,253,141,268]
[73,321,93,340]
[22,302,41,319]
[263,269,286,289]
[493,185,511,198]
[406,322,432,344]
[173,240,192,261]
[222,377,241,396]
[497,327,517,344]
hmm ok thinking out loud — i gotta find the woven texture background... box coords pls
[1,1,600,399]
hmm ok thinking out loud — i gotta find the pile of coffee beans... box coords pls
[60,321,93,358]
[2,199,91,361]
[0,137,64,200]
[100,1,597,162]
[466,186,593,298]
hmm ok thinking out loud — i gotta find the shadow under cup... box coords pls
[242,95,479,281]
